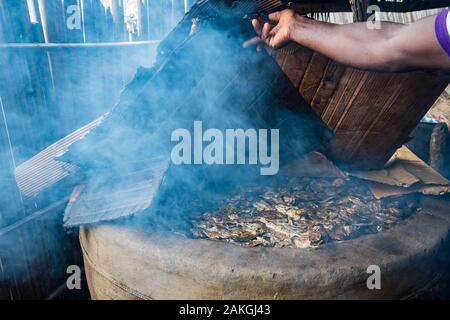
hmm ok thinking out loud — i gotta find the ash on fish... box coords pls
[191,177,419,248]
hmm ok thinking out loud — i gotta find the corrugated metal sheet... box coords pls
[12,112,169,226]
[14,114,108,197]
[63,158,169,226]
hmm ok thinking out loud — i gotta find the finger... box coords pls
[268,24,280,36]
[261,22,271,41]
[267,37,278,49]
[268,11,281,22]
[269,34,287,49]
[251,19,262,36]
[242,36,262,48]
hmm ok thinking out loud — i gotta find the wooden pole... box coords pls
[136,0,143,38]
[26,0,38,23]
[111,0,125,41]
[430,123,450,179]
[0,40,160,49]
[37,0,49,43]
[80,0,86,42]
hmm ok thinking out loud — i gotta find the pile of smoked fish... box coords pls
[191,177,419,248]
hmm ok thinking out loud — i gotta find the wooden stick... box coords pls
[430,123,450,178]
[0,40,160,49]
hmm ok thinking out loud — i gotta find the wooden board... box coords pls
[274,45,450,170]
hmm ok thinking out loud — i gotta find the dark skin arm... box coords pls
[243,9,450,72]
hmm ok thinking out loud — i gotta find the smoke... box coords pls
[1,0,332,297]
[53,1,332,233]
[0,0,166,297]
[3,1,446,300]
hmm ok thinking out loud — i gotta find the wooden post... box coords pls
[26,0,38,23]
[37,0,49,42]
[111,0,126,41]
[430,123,450,179]
[136,0,143,39]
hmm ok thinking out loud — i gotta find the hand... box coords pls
[243,9,299,50]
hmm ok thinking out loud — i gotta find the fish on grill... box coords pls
[191,177,419,248]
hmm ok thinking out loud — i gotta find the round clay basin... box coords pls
[80,195,450,299]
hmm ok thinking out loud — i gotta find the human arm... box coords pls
[244,9,450,72]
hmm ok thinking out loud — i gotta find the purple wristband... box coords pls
[435,9,450,57]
